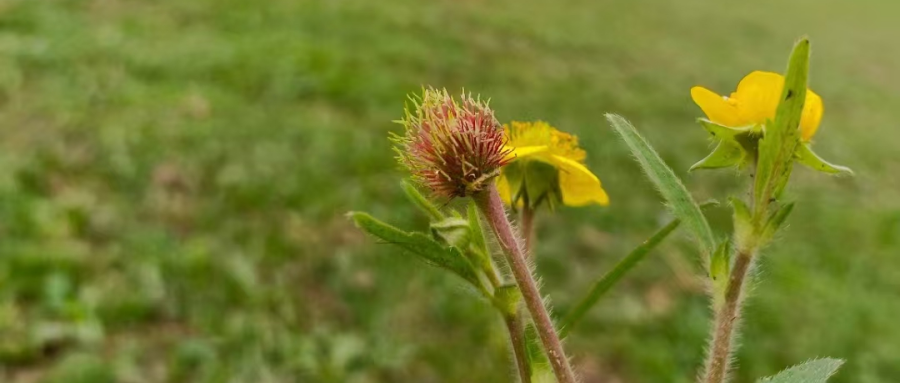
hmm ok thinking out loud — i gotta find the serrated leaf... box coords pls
[755,38,809,209]
[402,180,444,221]
[348,212,479,286]
[756,358,844,383]
[796,143,854,175]
[606,114,716,257]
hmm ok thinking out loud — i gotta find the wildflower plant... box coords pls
[351,37,850,383]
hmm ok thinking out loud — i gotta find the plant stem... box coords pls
[474,184,578,383]
[702,246,757,383]
[482,251,531,383]
[504,313,532,383]
[521,206,536,256]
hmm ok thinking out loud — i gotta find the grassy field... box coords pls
[1,0,899,382]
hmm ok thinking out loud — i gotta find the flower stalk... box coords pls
[504,313,531,383]
[473,183,578,383]
[702,244,756,383]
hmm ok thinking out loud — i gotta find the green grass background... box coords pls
[1,0,898,382]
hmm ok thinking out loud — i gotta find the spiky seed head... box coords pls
[393,87,511,199]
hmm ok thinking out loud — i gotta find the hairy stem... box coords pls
[482,249,531,383]
[505,313,532,383]
[474,184,578,383]
[702,247,756,383]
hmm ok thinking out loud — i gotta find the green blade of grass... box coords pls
[559,217,682,337]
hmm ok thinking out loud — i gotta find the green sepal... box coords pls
[690,139,746,171]
[698,118,755,140]
[756,358,844,383]
[755,38,809,208]
[691,119,759,172]
[502,160,563,210]
[401,179,444,221]
[348,212,480,287]
[795,143,853,176]
[430,217,471,249]
[523,161,562,209]
[760,202,795,245]
[493,284,522,317]
[710,240,732,306]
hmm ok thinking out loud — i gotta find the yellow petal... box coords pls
[691,86,742,127]
[550,155,609,206]
[734,71,783,125]
[504,145,549,162]
[496,173,513,205]
[800,90,823,141]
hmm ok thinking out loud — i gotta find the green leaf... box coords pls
[348,212,480,286]
[430,217,471,248]
[402,179,444,221]
[467,202,488,254]
[493,284,522,316]
[605,113,717,257]
[730,197,753,248]
[756,358,844,383]
[523,323,550,373]
[709,240,732,306]
[796,143,854,175]
[560,217,682,337]
[760,202,795,244]
[755,38,809,210]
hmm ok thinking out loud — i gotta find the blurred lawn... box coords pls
[0,0,899,382]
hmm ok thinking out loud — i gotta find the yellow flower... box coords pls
[691,71,824,142]
[496,121,609,207]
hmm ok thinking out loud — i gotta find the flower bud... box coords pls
[394,88,511,199]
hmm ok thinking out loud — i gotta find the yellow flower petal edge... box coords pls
[691,71,824,141]
[550,155,609,206]
[690,86,742,128]
[504,145,549,162]
[497,121,609,208]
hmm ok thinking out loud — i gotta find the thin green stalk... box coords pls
[474,184,578,383]
[560,218,681,338]
[702,246,756,383]
[483,258,532,383]
[703,167,766,383]
[505,313,532,383]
